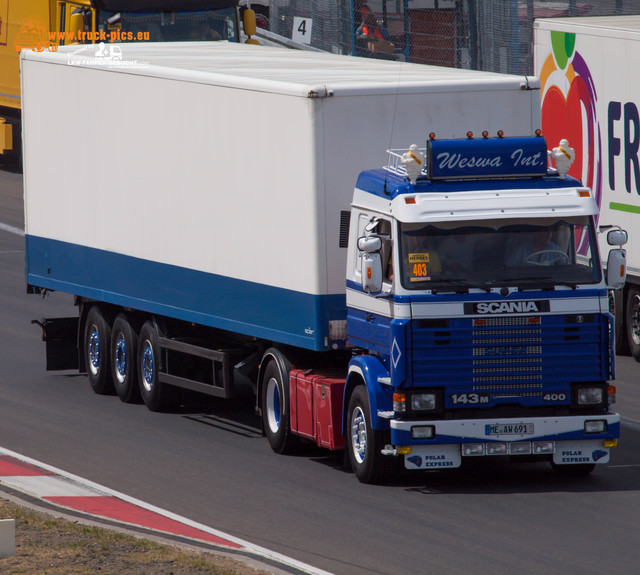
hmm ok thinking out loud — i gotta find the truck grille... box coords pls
[411,313,607,392]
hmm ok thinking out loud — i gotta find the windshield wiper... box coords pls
[508,276,578,290]
[429,278,489,294]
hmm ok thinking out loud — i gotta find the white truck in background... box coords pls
[534,16,640,361]
[22,42,626,482]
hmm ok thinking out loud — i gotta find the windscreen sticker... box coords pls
[408,252,435,281]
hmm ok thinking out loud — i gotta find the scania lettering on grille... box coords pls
[464,301,550,314]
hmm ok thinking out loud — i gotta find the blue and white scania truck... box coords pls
[22,42,626,483]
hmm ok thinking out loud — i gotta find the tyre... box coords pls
[110,314,140,403]
[137,321,178,411]
[347,386,395,484]
[551,461,596,477]
[625,287,640,362]
[610,288,629,355]
[261,359,297,454]
[84,306,113,395]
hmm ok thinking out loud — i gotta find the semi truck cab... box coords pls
[343,135,627,483]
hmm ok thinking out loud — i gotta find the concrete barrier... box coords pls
[0,519,15,557]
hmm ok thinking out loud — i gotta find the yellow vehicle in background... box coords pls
[0,0,257,169]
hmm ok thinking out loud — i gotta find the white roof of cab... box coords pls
[22,41,535,98]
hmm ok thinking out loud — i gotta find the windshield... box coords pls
[399,217,601,291]
[97,8,238,42]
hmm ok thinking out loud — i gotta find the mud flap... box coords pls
[33,317,79,371]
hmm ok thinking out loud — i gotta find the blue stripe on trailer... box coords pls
[25,235,345,352]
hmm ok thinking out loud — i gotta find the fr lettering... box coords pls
[608,101,640,194]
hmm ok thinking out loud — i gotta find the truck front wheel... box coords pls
[626,287,640,362]
[84,306,113,395]
[261,360,297,454]
[551,461,596,477]
[137,321,177,412]
[111,314,140,403]
[347,386,394,484]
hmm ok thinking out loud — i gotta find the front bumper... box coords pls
[388,413,620,470]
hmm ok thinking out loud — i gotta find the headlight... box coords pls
[577,387,604,405]
[585,420,607,433]
[411,392,437,411]
[411,425,435,439]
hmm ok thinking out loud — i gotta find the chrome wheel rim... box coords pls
[141,341,154,392]
[265,377,281,434]
[114,333,127,383]
[351,406,367,464]
[88,327,100,375]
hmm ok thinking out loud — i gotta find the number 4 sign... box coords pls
[292,17,312,45]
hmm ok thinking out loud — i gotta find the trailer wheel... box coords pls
[84,306,113,395]
[110,314,140,403]
[138,321,177,412]
[347,386,394,484]
[261,360,297,454]
[626,287,640,362]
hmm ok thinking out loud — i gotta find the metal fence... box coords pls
[265,0,640,74]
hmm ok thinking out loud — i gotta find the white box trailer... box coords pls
[22,42,541,354]
[534,16,640,360]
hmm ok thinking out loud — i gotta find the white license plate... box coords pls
[485,423,534,436]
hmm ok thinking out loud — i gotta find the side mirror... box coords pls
[358,235,383,293]
[358,235,382,253]
[607,229,628,247]
[606,249,626,290]
[68,12,84,44]
[243,9,259,44]
[361,252,382,294]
